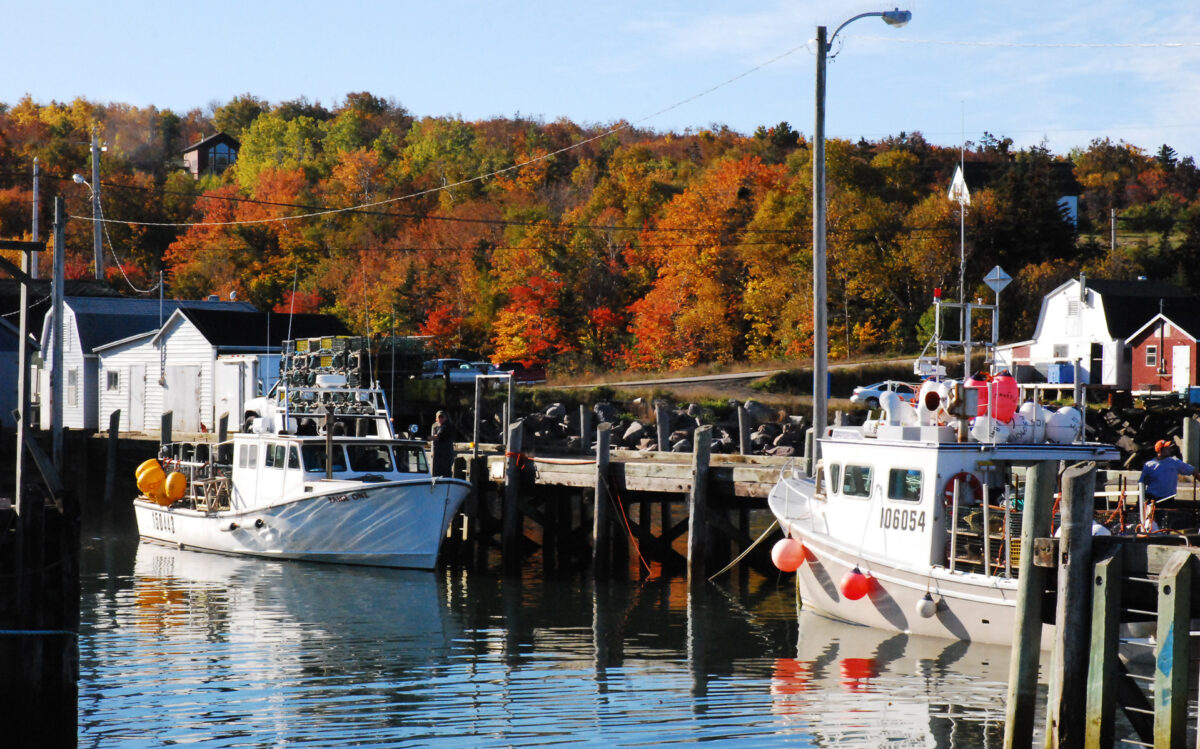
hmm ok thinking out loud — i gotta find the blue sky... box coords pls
[6,1,1200,159]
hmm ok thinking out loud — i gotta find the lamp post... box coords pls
[811,8,911,467]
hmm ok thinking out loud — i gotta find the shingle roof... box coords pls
[1087,279,1196,340]
[177,308,350,348]
[67,297,256,352]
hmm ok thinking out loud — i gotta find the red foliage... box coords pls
[273,288,322,314]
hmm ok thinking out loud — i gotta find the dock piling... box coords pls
[687,425,713,583]
[593,423,612,576]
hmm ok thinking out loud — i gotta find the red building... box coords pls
[1125,309,1200,393]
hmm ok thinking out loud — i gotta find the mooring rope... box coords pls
[707,518,779,582]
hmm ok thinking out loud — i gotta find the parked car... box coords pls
[419,358,468,379]
[849,380,918,409]
[496,361,547,384]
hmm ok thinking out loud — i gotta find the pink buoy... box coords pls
[840,567,872,600]
[771,538,806,572]
[992,371,1018,422]
[964,372,990,417]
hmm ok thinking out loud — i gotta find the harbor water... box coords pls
[78,507,1031,747]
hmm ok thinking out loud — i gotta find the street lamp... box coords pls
[810,8,911,469]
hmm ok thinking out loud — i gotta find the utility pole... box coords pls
[31,157,39,279]
[52,197,65,469]
[91,126,103,281]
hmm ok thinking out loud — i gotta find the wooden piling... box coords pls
[687,425,713,583]
[502,420,524,576]
[1085,550,1122,748]
[655,401,670,451]
[102,409,120,506]
[593,423,612,576]
[579,405,591,454]
[1154,551,1192,748]
[737,405,750,455]
[1004,459,1057,748]
[1045,460,1097,746]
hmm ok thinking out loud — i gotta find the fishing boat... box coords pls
[132,336,470,569]
[767,293,1119,646]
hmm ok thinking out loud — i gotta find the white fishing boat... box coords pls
[133,336,470,569]
[767,293,1120,646]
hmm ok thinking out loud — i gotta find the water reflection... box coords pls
[772,611,1017,748]
[78,534,1026,747]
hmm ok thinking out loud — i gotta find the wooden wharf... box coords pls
[1009,460,1200,748]
[442,420,793,581]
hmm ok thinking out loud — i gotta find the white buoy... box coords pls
[1007,412,1033,444]
[1018,401,1048,443]
[916,593,937,619]
[970,415,1010,443]
[1045,406,1082,444]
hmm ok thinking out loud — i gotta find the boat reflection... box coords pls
[772,610,1022,748]
[131,540,461,668]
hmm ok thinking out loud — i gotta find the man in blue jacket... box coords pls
[1140,439,1196,503]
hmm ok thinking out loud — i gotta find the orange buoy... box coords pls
[840,567,873,600]
[136,463,165,496]
[164,472,187,502]
[771,538,806,572]
[135,458,161,480]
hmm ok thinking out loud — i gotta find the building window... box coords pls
[106,370,119,392]
[1053,344,1069,359]
[1146,345,1158,367]
[207,142,236,174]
[67,369,78,407]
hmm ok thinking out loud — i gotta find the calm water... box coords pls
[78,508,1030,748]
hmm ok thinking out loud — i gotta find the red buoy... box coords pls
[840,567,873,600]
[771,538,806,572]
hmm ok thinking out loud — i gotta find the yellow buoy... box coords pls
[164,472,187,502]
[137,463,165,497]
[135,458,162,482]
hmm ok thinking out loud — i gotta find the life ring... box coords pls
[943,472,983,506]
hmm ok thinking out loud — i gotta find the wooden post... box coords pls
[160,410,173,446]
[502,419,524,576]
[217,411,228,443]
[687,425,713,583]
[737,405,751,455]
[1004,459,1057,748]
[579,405,591,454]
[1045,460,1097,747]
[1085,549,1122,748]
[804,428,815,477]
[1154,550,1192,748]
[472,378,482,458]
[102,409,120,506]
[655,400,670,451]
[466,456,486,567]
[1183,416,1199,477]
[593,423,612,576]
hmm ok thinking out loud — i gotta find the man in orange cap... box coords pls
[1140,438,1196,505]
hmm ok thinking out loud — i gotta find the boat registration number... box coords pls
[880,507,925,533]
[151,511,175,534]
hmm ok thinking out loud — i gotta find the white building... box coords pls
[0,317,37,428]
[996,275,1193,389]
[96,307,348,434]
[38,297,254,430]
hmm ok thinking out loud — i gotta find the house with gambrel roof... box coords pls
[996,275,1196,389]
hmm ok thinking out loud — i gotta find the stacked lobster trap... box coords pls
[279,336,379,416]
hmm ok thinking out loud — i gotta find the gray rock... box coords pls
[671,438,693,453]
[623,420,646,444]
[545,403,567,419]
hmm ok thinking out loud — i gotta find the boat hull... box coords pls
[770,472,1050,649]
[134,477,471,570]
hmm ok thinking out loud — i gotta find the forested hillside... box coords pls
[2,93,1199,375]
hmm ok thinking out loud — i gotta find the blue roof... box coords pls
[66,297,256,352]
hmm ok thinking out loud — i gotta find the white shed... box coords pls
[996,275,1193,389]
[97,308,348,434]
[38,297,255,430]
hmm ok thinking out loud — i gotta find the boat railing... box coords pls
[157,440,234,512]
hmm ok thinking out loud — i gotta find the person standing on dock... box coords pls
[431,410,455,477]
[1140,438,1197,504]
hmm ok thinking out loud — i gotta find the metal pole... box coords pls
[31,157,39,279]
[52,198,65,469]
[812,24,829,464]
[91,126,103,281]
[14,243,31,515]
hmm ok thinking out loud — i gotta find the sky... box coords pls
[5,1,1200,159]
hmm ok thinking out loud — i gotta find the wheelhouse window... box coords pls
[393,446,428,473]
[346,444,393,473]
[264,443,287,469]
[827,464,841,495]
[302,444,346,473]
[239,444,258,469]
[842,465,873,498]
[887,469,922,502]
